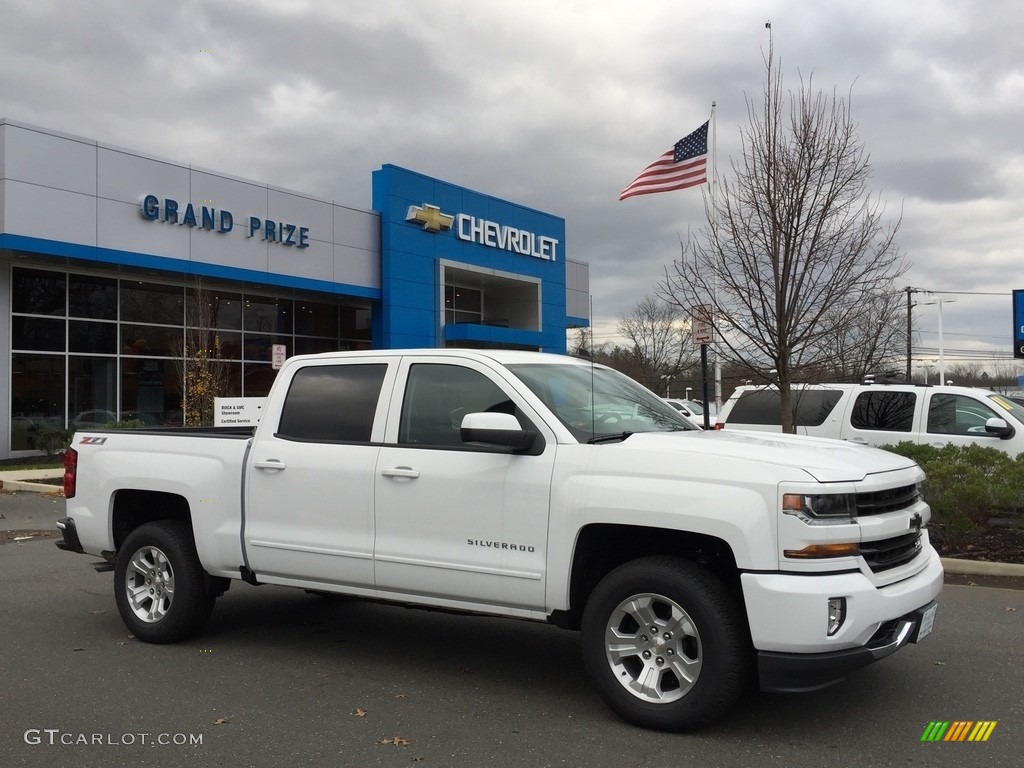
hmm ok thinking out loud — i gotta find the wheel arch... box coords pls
[111,489,193,552]
[558,524,741,631]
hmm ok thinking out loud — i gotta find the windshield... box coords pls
[987,393,1024,424]
[508,363,695,442]
[681,400,704,415]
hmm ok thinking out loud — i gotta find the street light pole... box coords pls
[938,299,948,385]
[905,287,914,381]
[922,295,956,385]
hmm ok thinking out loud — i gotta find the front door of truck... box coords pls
[373,358,555,611]
[244,359,396,589]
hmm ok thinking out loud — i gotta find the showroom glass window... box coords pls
[8,265,372,451]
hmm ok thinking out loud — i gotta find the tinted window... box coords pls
[70,320,118,354]
[69,274,117,320]
[728,391,779,424]
[727,389,842,427]
[12,268,65,315]
[399,364,515,447]
[12,317,65,351]
[120,281,183,325]
[850,391,916,432]
[277,364,386,442]
[793,391,844,426]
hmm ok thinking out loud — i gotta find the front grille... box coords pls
[857,484,919,516]
[861,531,923,572]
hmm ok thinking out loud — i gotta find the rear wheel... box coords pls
[581,556,750,731]
[114,521,215,643]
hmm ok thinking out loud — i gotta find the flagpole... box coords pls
[710,101,722,412]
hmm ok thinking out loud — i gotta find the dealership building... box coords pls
[0,119,590,458]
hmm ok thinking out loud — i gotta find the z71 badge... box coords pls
[78,437,107,445]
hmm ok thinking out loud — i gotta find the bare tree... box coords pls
[818,288,907,381]
[661,43,905,431]
[617,295,696,394]
[983,358,1024,392]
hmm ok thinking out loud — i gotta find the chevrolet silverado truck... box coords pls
[57,349,942,731]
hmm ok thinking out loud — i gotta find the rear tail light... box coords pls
[714,423,725,430]
[63,448,78,498]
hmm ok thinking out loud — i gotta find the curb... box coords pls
[940,557,1024,578]
[0,479,64,494]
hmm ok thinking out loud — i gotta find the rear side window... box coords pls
[727,391,780,424]
[277,364,387,442]
[850,391,916,432]
[727,389,842,427]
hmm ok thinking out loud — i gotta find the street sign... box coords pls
[692,305,714,345]
[271,344,287,369]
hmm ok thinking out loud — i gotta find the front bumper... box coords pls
[55,517,84,554]
[741,545,943,692]
[758,601,937,691]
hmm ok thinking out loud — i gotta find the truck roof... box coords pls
[285,348,596,367]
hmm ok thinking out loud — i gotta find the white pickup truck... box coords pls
[57,349,942,732]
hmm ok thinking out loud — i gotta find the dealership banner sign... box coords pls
[140,195,309,248]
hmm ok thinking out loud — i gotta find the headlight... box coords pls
[782,492,857,524]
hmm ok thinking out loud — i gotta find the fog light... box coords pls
[827,597,846,636]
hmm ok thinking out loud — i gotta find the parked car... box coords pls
[71,410,118,428]
[664,398,716,428]
[717,383,1024,454]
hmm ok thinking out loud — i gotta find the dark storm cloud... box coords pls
[2,0,1023,365]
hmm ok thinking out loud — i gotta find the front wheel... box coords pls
[114,521,215,643]
[581,556,750,732]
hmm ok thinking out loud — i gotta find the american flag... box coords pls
[619,121,709,200]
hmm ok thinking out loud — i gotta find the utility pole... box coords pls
[905,286,920,382]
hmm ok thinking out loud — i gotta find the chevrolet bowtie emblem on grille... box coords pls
[406,203,454,233]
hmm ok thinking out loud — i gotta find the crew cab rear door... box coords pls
[244,357,398,588]
[373,357,556,611]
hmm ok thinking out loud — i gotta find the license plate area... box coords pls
[911,602,937,643]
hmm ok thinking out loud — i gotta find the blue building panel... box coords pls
[373,164,571,352]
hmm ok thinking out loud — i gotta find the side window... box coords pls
[850,391,916,432]
[277,364,387,442]
[928,394,999,435]
[399,364,516,447]
[792,391,843,427]
[728,390,780,424]
[726,389,842,426]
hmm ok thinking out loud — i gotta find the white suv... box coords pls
[717,383,1024,455]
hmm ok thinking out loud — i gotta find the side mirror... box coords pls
[460,412,537,453]
[985,417,1015,439]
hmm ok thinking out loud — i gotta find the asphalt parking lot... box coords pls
[1,491,1022,767]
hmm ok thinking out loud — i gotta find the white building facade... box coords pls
[0,119,589,458]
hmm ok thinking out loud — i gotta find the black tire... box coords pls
[581,556,750,732]
[113,521,216,643]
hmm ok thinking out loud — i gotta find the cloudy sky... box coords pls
[3,0,1023,375]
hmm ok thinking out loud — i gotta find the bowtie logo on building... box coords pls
[406,203,454,233]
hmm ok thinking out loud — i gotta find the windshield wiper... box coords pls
[587,431,634,444]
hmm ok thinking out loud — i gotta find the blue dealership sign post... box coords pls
[1014,291,1024,358]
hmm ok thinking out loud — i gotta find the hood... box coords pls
[617,429,917,483]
